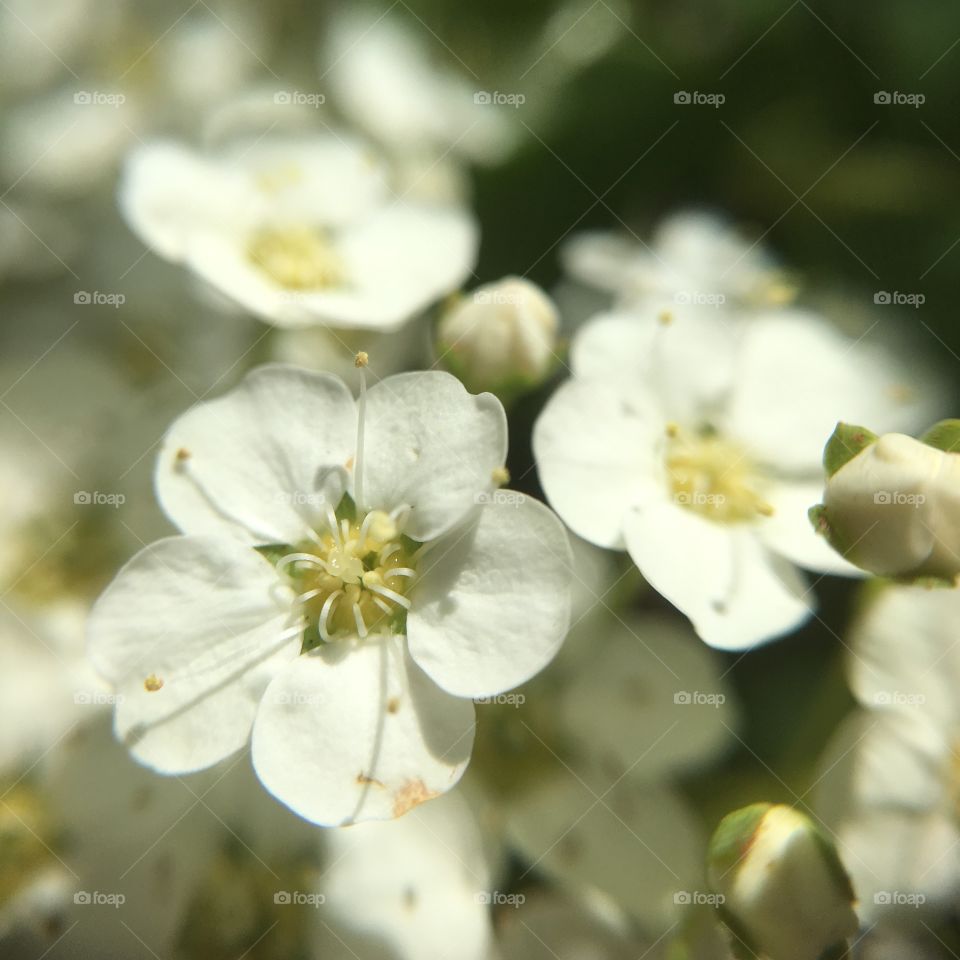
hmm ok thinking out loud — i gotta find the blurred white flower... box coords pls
[88,365,571,826]
[119,135,477,330]
[562,210,795,315]
[322,10,518,167]
[534,308,933,649]
[498,613,737,936]
[818,584,960,917]
[814,425,960,580]
[317,791,493,960]
[436,276,560,398]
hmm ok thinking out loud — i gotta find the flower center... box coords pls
[246,225,345,291]
[664,425,773,524]
[279,503,419,647]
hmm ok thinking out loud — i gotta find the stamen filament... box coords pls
[368,583,412,610]
[319,589,344,642]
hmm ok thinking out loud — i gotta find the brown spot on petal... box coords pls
[175,448,191,462]
[403,887,417,911]
[392,779,439,818]
[387,697,401,714]
[357,772,385,788]
[345,456,354,471]
[144,674,163,692]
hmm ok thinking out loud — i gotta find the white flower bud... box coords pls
[436,277,559,399]
[812,421,960,581]
[707,804,858,960]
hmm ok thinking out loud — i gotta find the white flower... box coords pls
[436,276,560,397]
[818,584,960,915]
[88,364,572,826]
[815,427,960,580]
[534,308,932,649]
[322,10,518,167]
[119,135,478,330]
[317,792,493,960]
[562,209,795,314]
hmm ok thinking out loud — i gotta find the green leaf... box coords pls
[919,419,960,453]
[822,422,877,478]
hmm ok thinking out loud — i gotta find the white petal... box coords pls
[156,364,355,545]
[757,479,865,576]
[570,309,737,421]
[622,499,812,650]
[119,141,256,261]
[319,791,492,960]
[561,614,737,779]
[408,497,572,698]
[359,371,507,541]
[251,637,474,826]
[725,311,927,473]
[224,134,388,227]
[533,377,661,548]
[87,536,300,774]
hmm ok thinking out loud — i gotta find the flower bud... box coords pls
[707,803,858,960]
[810,421,960,581]
[436,277,559,401]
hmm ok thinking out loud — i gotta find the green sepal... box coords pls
[919,419,960,454]
[822,422,877,478]
[707,802,771,882]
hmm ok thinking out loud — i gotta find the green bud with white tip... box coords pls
[809,421,960,583]
[707,803,858,960]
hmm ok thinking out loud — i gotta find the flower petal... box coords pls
[407,497,572,698]
[251,636,474,826]
[318,791,492,960]
[87,536,299,774]
[359,371,507,541]
[725,311,930,473]
[156,364,355,545]
[622,499,812,650]
[757,479,865,576]
[533,377,661,548]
